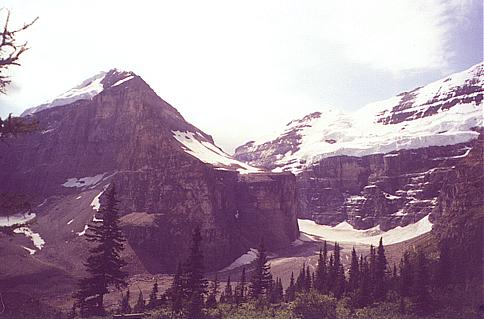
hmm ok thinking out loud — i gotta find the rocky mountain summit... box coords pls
[235,62,483,229]
[0,69,299,279]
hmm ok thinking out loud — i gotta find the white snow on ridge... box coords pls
[112,75,134,87]
[77,225,89,236]
[222,248,259,271]
[62,174,105,188]
[21,71,107,116]
[173,130,261,173]
[0,212,36,227]
[246,62,483,174]
[298,215,432,246]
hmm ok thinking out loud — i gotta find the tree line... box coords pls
[72,186,480,318]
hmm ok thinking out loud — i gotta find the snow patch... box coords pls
[21,246,36,255]
[14,227,45,250]
[173,130,261,173]
[77,225,88,236]
[62,174,105,188]
[112,75,134,87]
[67,219,74,225]
[0,212,36,227]
[90,191,104,211]
[222,248,258,271]
[298,215,432,245]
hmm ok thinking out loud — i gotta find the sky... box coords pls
[0,0,482,152]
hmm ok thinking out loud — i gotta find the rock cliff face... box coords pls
[0,69,298,274]
[235,62,483,229]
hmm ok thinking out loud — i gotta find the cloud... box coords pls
[317,0,473,73]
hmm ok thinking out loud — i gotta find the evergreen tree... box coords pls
[170,262,185,315]
[285,271,296,302]
[133,290,145,313]
[413,250,432,315]
[184,227,208,319]
[295,263,306,293]
[235,267,246,305]
[327,254,335,293]
[356,257,371,307]
[374,237,388,301]
[224,276,233,304]
[368,244,377,299]
[332,243,345,298]
[249,240,273,299]
[399,252,413,298]
[120,289,131,314]
[314,242,328,293]
[348,247,360,293]
[304,265,312,291]
[147,281,159,309]
[74,185,128,317]
[436,239,452,287]
[206,273,219,309]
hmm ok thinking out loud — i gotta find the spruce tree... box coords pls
[249,240,273,299]
[235,267,247,305]
[314,242,328,293]
[413,250,432,315]
[399,252,412,298]
[304,265,312,291]
[332,243,345,298]
[74,184,128,317]
[206,273,219,309]
[356,256,371,307]
[170,262,185,315]
[295,263,306,293]
[133,290,145,313]
[224,276,233,304]
[348,247,360,293]
[184,227,208,319]
[147,281,159,309]
[120,289,131,314]
[286,271,296,302]
[374,237,388,301]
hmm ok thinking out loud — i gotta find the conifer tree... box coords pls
[170,262,185,315]
[120,289,131,314]
[286,271,296,302]
[368,244,377,299]
[348,247,360,293]
[304,265,312,291]
[133,290,145,313]
[74,184,128,317]
[206,273,219,309]
[436,239,452,287]
[328,254,335,293]
[314,242,328,293]
[356,256,371,307]
[374,237,388,301]
[184,227,208,319]
[224,276,233,304]
[399,252,413,298]
[147,281,159,309]
[235,267,247,305]
[413,250,432,315]
[295,263,306,293]
[249,240,273,299]
[332,243,345,298]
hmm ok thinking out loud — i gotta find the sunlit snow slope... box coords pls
[235,62,483,174]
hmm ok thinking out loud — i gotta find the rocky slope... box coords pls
[235,62,483,229]
[0,69,299,280]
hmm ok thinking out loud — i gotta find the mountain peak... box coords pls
[21,68,138,116]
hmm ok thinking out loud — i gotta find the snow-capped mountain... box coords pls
[235,62,483,230]
[21,69,137,116]
[0,69,298,282]
[235,62,483,174]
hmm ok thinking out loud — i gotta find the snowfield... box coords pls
[173,130,261,173]
[0,212,36,227]
[14,226,45,251]
[62,173,106,188]
[222,248,259,271]
[298,215,432,246]
[246,62,483,174]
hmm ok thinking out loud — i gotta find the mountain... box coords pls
[235,62,483,229]
[0,68,299,287]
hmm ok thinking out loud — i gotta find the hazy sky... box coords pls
[0,0,482,152]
